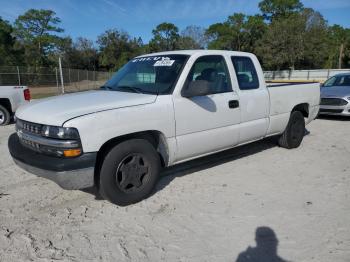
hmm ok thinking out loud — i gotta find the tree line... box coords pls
[0,0,349,71]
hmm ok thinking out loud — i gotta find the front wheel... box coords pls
[278,111,305,149]
[0,105,10,126]
[99,139,161,206]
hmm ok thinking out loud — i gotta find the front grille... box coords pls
[16,119,42,135]
[20,136,41,152]
[16,119,43,152]
[320,98,348,106]
[319,108,344,114]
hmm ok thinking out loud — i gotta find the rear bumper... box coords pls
[8,133,96,190]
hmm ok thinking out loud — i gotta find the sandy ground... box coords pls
[0,117,349,262]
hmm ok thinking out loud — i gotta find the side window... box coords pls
[184,55,232,94]
[231,56,259,90]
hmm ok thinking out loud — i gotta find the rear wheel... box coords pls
[278,111,305,149]
[99,139,161,206]
[0,105,10,126]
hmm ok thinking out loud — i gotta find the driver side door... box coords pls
[173,55,241,162]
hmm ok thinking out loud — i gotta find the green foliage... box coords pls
[255,14,304,70]
[181,26,207,49]
[300,9,329,69]
[149,22,180,52]
[56,37,99,70]
[14,9,64,67]
[0,17,23,65]
[97,29,143,70]
[325,25,350,68]
[259,0,304,21]
[177,36,201,50]
[206,13,266,52]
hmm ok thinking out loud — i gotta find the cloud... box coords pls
[303,0,350,10]
[101,0,126,13]
[118,0,259,22]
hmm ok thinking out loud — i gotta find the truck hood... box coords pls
[321,86,350,98]
[16,90,157,126]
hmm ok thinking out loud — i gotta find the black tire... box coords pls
[99,139,161,206]
[278,111,305,149]
[0,105,10,126]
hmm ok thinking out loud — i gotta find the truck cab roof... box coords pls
[136,50,254,58]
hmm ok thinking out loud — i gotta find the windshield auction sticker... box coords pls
[154,57,175,67]
[131,56,175,66]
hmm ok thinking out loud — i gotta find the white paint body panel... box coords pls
[15,50,320,167]
[63,95,178,163]
[0,86,29,112]
[16,90,157,126]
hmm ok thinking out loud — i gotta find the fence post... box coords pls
[55,67,59,94]
[93,70,96,89]
[327,69,330,79]
[86,70,89,90]
[16,66,21,85]
[68,68,71,88]
[58,57,65,94]
[307,70,310,80]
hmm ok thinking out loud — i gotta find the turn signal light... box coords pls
[63,149,82,157]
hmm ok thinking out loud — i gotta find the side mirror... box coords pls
[182,80,211,98]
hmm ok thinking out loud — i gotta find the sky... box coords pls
[1,0,350,43]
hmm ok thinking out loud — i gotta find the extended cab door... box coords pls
[173,55,240,162]
[230,56,269,143]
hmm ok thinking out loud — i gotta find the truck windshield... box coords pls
[102,55,189,95]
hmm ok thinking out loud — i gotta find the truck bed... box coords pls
[266,82,320,136]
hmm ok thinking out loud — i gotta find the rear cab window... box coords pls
[231,56,259,90]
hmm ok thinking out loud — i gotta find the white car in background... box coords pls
[319,73,350,116]
[9,50,320,205]
[0,86,30,125]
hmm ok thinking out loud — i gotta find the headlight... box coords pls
[40,125,82,157]
[41,125,80,140]
[16,119,83,158]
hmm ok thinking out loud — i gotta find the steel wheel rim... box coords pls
[115,153,150,193]
[0,110,4,125]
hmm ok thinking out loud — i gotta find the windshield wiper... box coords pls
[115,86,143,94]
[100,85,113,90]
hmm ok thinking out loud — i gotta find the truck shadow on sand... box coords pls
[82,137,280,200]
[155,136,280,194]
[83,130,310,200]
[235,226,289,262]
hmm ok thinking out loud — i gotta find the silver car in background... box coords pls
[319,73,350,116]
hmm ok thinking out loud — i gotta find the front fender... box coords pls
[63,96,175,153]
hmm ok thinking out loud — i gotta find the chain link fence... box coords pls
[0,66,112,98]
[2,66,350,98]
[264,68,350,82]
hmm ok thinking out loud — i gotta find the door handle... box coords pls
[228,100,239,109]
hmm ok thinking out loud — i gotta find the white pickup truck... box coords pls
[9,50,320,205]
[0,86,30,125]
